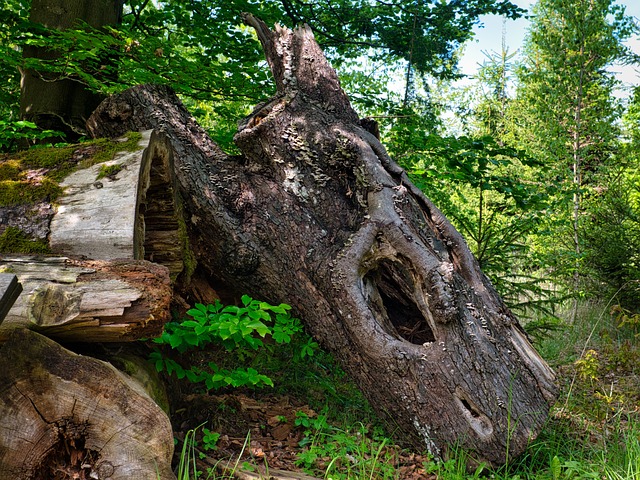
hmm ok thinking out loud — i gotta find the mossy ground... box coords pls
[0,226,51,254]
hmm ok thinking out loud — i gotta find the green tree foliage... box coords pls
[1,0,523,149]
[509,0,638,303]
[393,129,552,314]
[514,0,636,174]
[274,0,523,79]
[581,88,640,309]
[386,44,560,316]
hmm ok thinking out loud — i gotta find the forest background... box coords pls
[1,0,640,478]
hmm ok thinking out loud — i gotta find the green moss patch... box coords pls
[0,160,21,181]
[0,179,63,206]
[96,163,124,180]
[89,131,143,164]
[0,226,51,254]
[0,132,143,207]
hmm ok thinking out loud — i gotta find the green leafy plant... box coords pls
[423,446,486,480]
[201,428,221,452]
[173,424,246,480]
[150,295,313,391]
[575,349,600,383]
[610,305,640,337]
[0,120,62,152]
[294,410,397,479]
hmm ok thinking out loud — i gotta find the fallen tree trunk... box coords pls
[0,328,175,480]
[87,17,557,466]
[0,255,171,343]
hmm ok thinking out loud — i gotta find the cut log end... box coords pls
[0,329,176,480]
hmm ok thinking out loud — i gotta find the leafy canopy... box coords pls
[1,0,523,142]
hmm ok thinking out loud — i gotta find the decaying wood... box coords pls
[47,131,151,260]
[46,129,185,281]
[1,129,185,283]
[0,255,171,343]
[233,467,321,480]
[0,328,175,480]
[136,129,187,281]
[87,19,557,466]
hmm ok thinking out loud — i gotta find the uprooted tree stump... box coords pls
[87,16,557,466]
[0,329,175,480]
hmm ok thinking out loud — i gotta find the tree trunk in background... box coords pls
[20,0,122,139]
[87,17,557,466]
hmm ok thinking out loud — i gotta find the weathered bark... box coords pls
[0,328,175,480]
[0,255,171,343]
[87,18,557,466]
[20,0,123,139]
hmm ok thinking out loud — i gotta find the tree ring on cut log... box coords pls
[0,329,175,479]
[97,461,116,478]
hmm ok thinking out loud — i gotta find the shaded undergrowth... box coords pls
[171,300,640,479]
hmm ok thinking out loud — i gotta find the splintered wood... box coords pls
[0,255,171,343]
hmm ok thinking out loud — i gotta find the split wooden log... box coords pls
[47,131,153,260]
[0,328,175,480]
[1,129,186,282]
[87,19,557,466]
[50,129,187,282]
[0,255,171,343]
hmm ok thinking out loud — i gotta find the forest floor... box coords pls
[171,392,434,479]
[168,302,640,479]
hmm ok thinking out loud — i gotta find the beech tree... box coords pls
[19,0,123,138]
